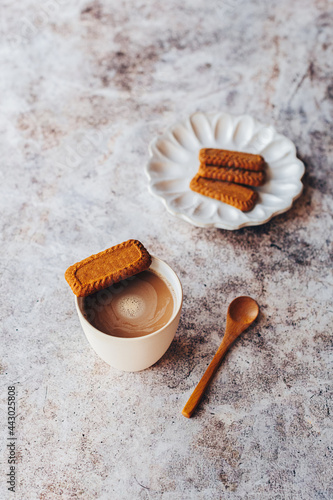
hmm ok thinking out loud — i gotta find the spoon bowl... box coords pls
[225,296,260,343]
[228,296,259,324]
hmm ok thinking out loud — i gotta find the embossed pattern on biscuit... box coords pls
[190,174,258,212]
[199,148,265,171]
[65,240,152,297]
[198,164,266,186]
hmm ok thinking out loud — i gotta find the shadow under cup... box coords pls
[75,256,183,372]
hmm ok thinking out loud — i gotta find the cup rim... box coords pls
[75,255,183,341]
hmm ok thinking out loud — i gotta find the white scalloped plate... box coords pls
[145,112,305,230]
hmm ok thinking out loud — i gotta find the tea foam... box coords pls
[116,295,145,319]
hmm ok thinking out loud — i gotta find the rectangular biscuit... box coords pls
[65,239,152,297]
[198,163,266,186]
[190,174,258,212]
[199,148,265,171]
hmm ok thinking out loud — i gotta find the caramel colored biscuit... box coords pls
[190,174,258,212]
[199,148,265,171]
[65,240,152,297]
[198,163,266,186]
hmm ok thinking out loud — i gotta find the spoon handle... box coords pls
[182,339,231,418]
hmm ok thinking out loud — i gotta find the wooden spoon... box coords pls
[182,296,259,418]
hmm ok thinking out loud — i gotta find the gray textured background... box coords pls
[0,0,332,498]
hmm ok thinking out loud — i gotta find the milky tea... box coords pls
[83,269,175,338]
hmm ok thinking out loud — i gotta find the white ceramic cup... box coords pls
[75,256,183,372]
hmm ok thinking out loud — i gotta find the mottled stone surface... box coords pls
[0,0,332,498]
